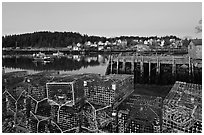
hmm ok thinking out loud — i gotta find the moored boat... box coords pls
[53,51,64,57]
[33,52,52,62]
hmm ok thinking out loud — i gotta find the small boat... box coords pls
[53,51,64,57]
[33,52,52,62]
[33,52,45,57]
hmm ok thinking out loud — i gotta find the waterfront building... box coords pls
[72,45,79,51]
[160,40,165,47]
[144,40,148,45]
[162,81,202,133]
[66,45,72,50]
[98,45,104,51]
[105,41,111,45]
[85,41,92,46]
[77,43,81,47]
[132,44,150,52]
[98,41,104,45]
[188,39,202,59]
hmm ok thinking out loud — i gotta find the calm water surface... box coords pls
[3,54,110,75]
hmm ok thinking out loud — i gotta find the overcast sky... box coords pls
[2,2,202,38]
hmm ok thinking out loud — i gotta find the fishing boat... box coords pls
[53,51,64,57]
[33,52,52,62]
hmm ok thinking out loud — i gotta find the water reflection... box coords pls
[3,54,201,85]
[3,54,109,75]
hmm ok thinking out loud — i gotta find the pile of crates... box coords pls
[117,94,163,133]
[3,71,134,133]
[84,74,134,107]
[2,71,29,133]
[163,81,202,133]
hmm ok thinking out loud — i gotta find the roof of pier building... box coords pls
[191,39,202,46]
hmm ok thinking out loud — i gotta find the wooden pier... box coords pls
[106,53,202,84]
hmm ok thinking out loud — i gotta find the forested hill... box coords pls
[2,31,180,48]
[2,31,106,48]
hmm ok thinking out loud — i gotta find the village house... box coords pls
[67,46,72,50]
[131,44,150,52]
[105,41,111,46]
[98,41,104,46]
[144,40,148,45]
[77,43,81,47]
[188,39,202,59]
[98,45,104,51]
[85,41,92,46]
[121,40,128,46]
[72,45,80,51]
[160,40,165,47]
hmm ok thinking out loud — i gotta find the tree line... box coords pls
[2,31,181,48]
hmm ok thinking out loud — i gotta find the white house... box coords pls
[160,40,165,47]
[98,41,104,45]
[73,46,79,51]
[144,40,148,45]
[77,43,81,47]
[85,41,92,46]
[132,44,150,52]
[98,45,104,51]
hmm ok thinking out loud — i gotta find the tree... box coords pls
[182,38,190,47]
[195,19,202,33]
[2,31,181,48]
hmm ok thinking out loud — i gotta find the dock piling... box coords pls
[149,61,151,83]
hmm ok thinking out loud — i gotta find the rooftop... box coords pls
[191,39,202,46]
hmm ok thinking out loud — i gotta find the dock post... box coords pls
[131,61,135,74]
[156,56,160,84]
[189,56,191,82]
[156,56,160,74]
[148,61,151,83]
[116,58,119,74]
[2,67,5,75]
[140,56,144,83]
[122,59,126,73]
[131,55,135,74]
[172,56,176,82]
[134,57,138,84]
[191,62,194,83]
[110,55,113,74]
